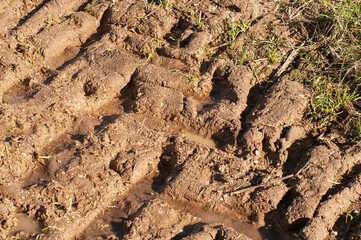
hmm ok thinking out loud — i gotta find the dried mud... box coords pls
[1,0,361,240]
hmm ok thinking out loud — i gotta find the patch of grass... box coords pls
[188,74,198,82]
[306,76,360,127]
[268,48,282,64]
[136,88,143,99]
[167,33,177,41]
[139,39,160,62]
[156,0,173,8]
[191,10,204,32]
[344,209,361,235]
[32,143,57,165]
[289,0,361,131]
[44,18,53,27]
[205,20,251,61]
[233,45,249,65]
[140,47,154,61]
[263,36,282,64]
[15,35,41,58]
[316,0,361,73]
[84,3,92,12]
[219,20,250,49]
[320,0,361,43]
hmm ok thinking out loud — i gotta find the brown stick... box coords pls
[207,42,229,52]
[272,47,300,81]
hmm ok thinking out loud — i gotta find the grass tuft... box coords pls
[291,0,361,132]
[307,76,360,127]
[191,10,204,32]
[156,0,173,8]
[219,20,250,49]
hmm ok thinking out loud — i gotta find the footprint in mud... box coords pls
[131,59,255,150]
[181,132,217,148]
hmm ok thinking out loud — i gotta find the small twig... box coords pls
[67,199,72,213]
[226,174,294,195]
[100,74,108,80]
[272,46,301,81]
[327,179,340,185]
[289,0,314,19]
[249,64,261,85]
[295,161,309,176]
[207,42,228,53]
[317,133,338,149]
[143,9,157,19]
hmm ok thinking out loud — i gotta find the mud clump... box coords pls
[1,0,361,239]
[241,79,309,163]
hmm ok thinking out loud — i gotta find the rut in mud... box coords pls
[1,0,361,240]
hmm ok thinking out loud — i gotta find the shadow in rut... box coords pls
[171,222,207,240]
[14,0,52,28]
[151,138,178,193]
[109,220,124,237]
[94,114,121,132]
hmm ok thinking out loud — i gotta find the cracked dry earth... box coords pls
[1,0,361,240]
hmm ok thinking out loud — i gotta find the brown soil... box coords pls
[1,0,361,240]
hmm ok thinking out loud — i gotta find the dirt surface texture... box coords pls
[1,0,361,239]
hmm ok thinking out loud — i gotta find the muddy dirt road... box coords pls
[1,0,361,239]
